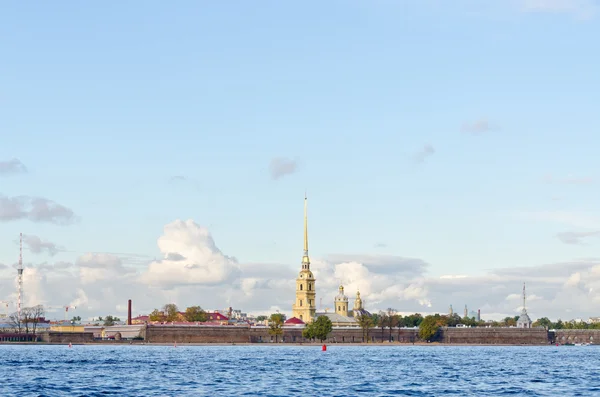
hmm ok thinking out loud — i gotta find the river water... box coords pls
[0,345,598,396]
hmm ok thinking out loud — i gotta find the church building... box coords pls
[291,195,367,327]
[291,195,317,323]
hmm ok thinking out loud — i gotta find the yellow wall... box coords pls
[50,325,85,332]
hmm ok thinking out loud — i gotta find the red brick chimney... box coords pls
[127,299,132,325]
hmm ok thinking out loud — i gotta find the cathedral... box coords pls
[291,195,368,326]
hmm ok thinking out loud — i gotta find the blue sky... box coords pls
[1,1,600,320]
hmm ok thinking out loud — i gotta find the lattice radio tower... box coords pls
[18,232,23,321]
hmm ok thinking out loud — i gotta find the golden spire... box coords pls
[302,192,310,269]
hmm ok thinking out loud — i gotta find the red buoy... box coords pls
[322,344,326,351]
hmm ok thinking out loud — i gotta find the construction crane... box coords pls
[47,305,77,322]
[63,305,76,321]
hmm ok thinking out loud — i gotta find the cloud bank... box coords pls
[0,195,77,224]
[0,158,27,175]
[1,219,598,322]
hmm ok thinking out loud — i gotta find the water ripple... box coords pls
[1,345,600,396]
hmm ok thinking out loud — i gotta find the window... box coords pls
[300,284,303,291]
[300,315,303,320]
[300,300,303,307]
[338,306,341,311]
[308,284,311,291]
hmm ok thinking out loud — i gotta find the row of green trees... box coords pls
[266,313,334,342]
[532,317,600,330]
[148,303,208,323]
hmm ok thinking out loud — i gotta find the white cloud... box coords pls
[0,158,27,175]
[520,0,598,18]
[556,231,600,245]
[139,219,240,288]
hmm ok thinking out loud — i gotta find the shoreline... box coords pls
[0,342,557,347]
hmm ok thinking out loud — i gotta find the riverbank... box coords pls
[1,341,556,347]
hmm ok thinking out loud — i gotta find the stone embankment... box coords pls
[551,329,600,344]
[19,326,579,345]
[439,327,549,345]
[38,331,95,343]
[144,325,550,345]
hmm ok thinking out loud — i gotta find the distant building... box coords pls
[516,283,532,329]
[206,312,229,322]
[351,290,370,318]
[588,317,600,324]
[132,315,149,324]
[335,285,349,317]
[284,317,305,326]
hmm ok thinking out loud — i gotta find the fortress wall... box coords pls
[143,325,552,344]
[553,329,600,344]
[439,327,550,345]
[144,326,420,344]
[39,331,95,344]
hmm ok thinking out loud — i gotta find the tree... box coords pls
[268,313,285,342]
[256,315,268,322]
[419,315,440,342]
[185,306,207,322]
[302,315,333,342]
[104,315,120,326]
[377,311,387,342]
[162,303,180,322]
[8,312,22,333]
[554,319,564,329]
[533,317,552,329]
[30,305,45,335]
[385,308,399,342]
[72,315,81,323]
[148,309,165,322]
[403,313,424,327]
[21,307,32,334]
[356,313,373,342]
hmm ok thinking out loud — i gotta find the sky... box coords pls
[1,0,600,322]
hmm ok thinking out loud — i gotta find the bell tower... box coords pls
[291,194,316,323]
[335,285,348,317]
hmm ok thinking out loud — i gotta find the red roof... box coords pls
[207,312,229,321]
[284,317,305,325]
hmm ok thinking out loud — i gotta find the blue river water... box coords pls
[1,345,599,396]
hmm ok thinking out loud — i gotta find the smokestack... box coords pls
[127,299,132,325]
[477,309,481,322]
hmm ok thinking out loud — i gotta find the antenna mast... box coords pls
[18,232,23,322]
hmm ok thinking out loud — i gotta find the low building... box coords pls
[132,315,149,325]
[206,312,229,323]
[103,325,145,339]
[316,312,358,327]
[50,324,85,332]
